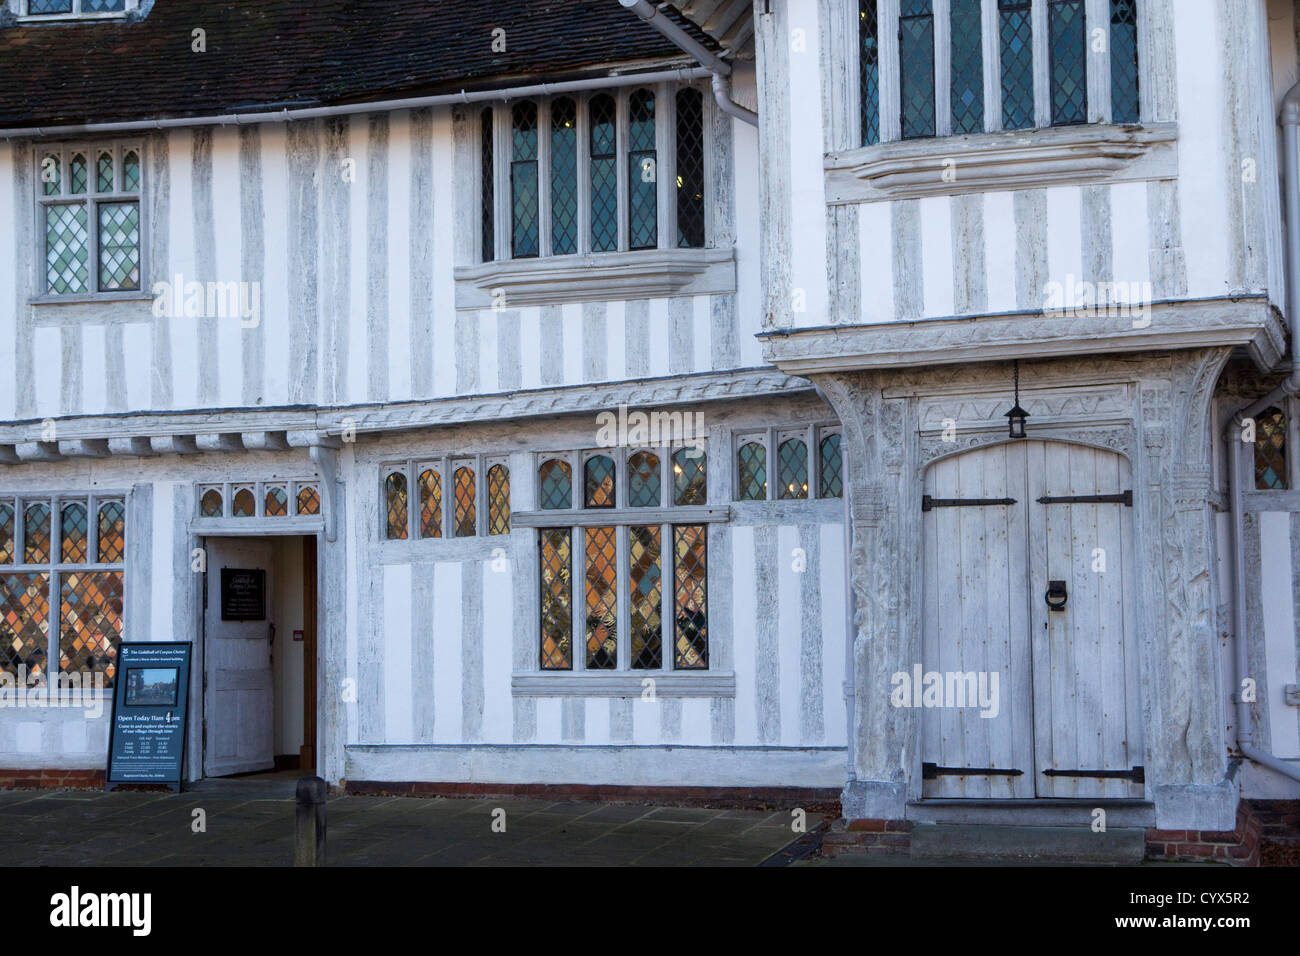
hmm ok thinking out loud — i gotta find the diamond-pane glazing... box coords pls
[675,88,705,248]
[419,469,442,538]
[737,442,767,501]
[1110,0,1139,123]
[1254,407,1287,490]
[1000,0,1034,130]
[488,464,511,535]
[297,486,321,515]
[233,488,255,517]
[481,108,495,262]
[629,526,662,670]
[1,573,49,684]
[59,571,122,686]
[950,0,984,133]
[122,151,140,192]
[96,501,125,564]
[628,90,657,250]
[200,489,223,518]
[46,204,89,295]
[673,525,707,669]
[511,101,539,258]
[42,154,61,196]
[264,487,288,517]
[673,448,707,505]
[550,97,578,255]
[590,94,618,252]
[25,504,51,564]
[29,0,72,14]
[628,451,660,508]
[540,529,572,669]
[820,433,844,498]
[70,153,87,194]
[899,0,936,139]
[385,472,408,539]
[584,456,616,508]
[97,152,114,192]
[538,459,572,510]
[584,526,617,669]
[454,467,476,537]
[860,0,880,145]
[98,202,140,290]
[0,505,13,564]
[85,0,126,12]
[778,439,809,500]
[1049,0,1087,125]
[61,503,87,564]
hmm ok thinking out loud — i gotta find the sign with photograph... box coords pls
[106,643,191,792]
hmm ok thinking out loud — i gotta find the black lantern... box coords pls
[1005,360,1029,439]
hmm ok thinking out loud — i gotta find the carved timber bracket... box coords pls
[309,436,343,543]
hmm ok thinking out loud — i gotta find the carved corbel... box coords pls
[309,435,344,543]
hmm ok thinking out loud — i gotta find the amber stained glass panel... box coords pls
[420,469,442,538]
[1,573,49,683]
[673,525,708,669]
[25,504,51,564]
[584,526,617,669]
[61,503,88,564]
[488,465,511,535]
[629,526,662,670]
[540,529,572,669]
[97,501,125,563]
[385,473,408,539]
[59,571,122,686]
[454,467,476,537]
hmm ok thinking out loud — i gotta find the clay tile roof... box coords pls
[0,0,717,130]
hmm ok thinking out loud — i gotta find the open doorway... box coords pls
[201,535,318,778]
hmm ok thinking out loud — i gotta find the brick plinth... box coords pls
[819,818,914,857]
[0,769,105,790]
[1146,801,1263,866]
[344,780,841,811]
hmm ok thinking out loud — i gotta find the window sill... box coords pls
[29,292,154,307]
[512,673,735,698]
[512,505,730,528]
[453,247,736,309]
[824,122,1178,203]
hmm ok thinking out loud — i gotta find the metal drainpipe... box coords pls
[617,0,760,127]
[1221,80,1300,784]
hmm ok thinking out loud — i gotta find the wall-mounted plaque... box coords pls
[221,568,266,621]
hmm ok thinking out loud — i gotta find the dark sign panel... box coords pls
[221,567,266,621]
[106,642,191,792]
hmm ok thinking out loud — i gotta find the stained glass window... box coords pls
[0,504,13,564]
[539,529,572,669]
[590,94,618,252]
[737,442,767,501]
[1000,0,1034,130]
[454,466,476,537]
[539,459,572,510]
[551,97,578,256]
[584,455,616,509]
[419,469,442,538]
[1254,407,1288,491]
[584,526,617,669]
[28,0,73,13]
[61,503,88,564]
[297,486,321,516]
[628,451,661,508]
[820,433,844,498]
[233,488,256,518]
[950,0,984,134]
[264,486,288,517]
[899,0,936,139]
[629,526,662,670]
[488,464,511,535]
[0,573,50,684]
[200,489,223,517]
[673,525,708,669]
[1049,0,1087,126]
[59,571,122,686]
[511,101,540,258]
[860,0,881,145]
[675,88,705,248]
[96,151,114,192]
[385,472,408,540]
[97,501,125,563]
[84,0,127,12]
[673,448,707,505]
[70,153,87,195]
[1110,0,1139,124]
[628,89,658,250]
[778,439,810,500]
[46,204,89,295]
[25,504,51,564]
[481,107,495,262]
[122,150,140,192]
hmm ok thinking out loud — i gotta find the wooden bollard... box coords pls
[295,776,328,867]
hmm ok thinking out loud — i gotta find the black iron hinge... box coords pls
[922,496,1017,512]
[1036,491,1133,507]
[923,762,1025,779]
[1042,766,1145,783]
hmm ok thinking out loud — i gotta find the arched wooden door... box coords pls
[921,441,1141,799]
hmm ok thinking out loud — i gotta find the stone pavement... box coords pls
[0,781,818,866]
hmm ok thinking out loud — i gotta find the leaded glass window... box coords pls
[1110,0,1139,124]
[899,0,936,139]
[83,0,126,11]
[97,501,125,562]
[233,488,255,518]
[385,472,408,540]
[28,0,74,12]
[820,433,844,499]
[950,0,984,134]
[1000,0,1034,130]
[510,101,540,258]
[264,486,288,517]
[673,525,708,669]
[584,455,616,509]
[1049,0,1087,125]
[454,466,477,538]
[38,143,142,296]
[778,439,809,500]
[676,88,705,248]
[0,504,14,564]
[419,469,442,538]
[480,107,495,262]
[59,571,122,686]
[297,486,321,516]
[589,93,619,253]
[584,526,617,669]
[539,529,573,669]
[1,573,50,684]
[673,448,707,505]
[27,0,128,12]
[628,89,658,250]
[61,503,87,564]
[1254,407,1288,491]
[629,525,663,669]
[628,451,661,508]
[538,459,573,510]
[487,464,511,535]
[25,504,50,564]
[550,97,578,256]
[737,442,767,501]
[860,0,881,145]
[200,489,223,518]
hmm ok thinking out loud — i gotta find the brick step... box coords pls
[909,824,1146,864]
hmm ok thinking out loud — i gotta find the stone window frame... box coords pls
[15,0,137,20]
[0,490,127,693]
[731,423,843,502]
[32,140,150,304]
[380,455,508,541]
[194,480,323,522]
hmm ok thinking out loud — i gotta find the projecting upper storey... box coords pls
[757,0,1290,375]
[0,0,768,431]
